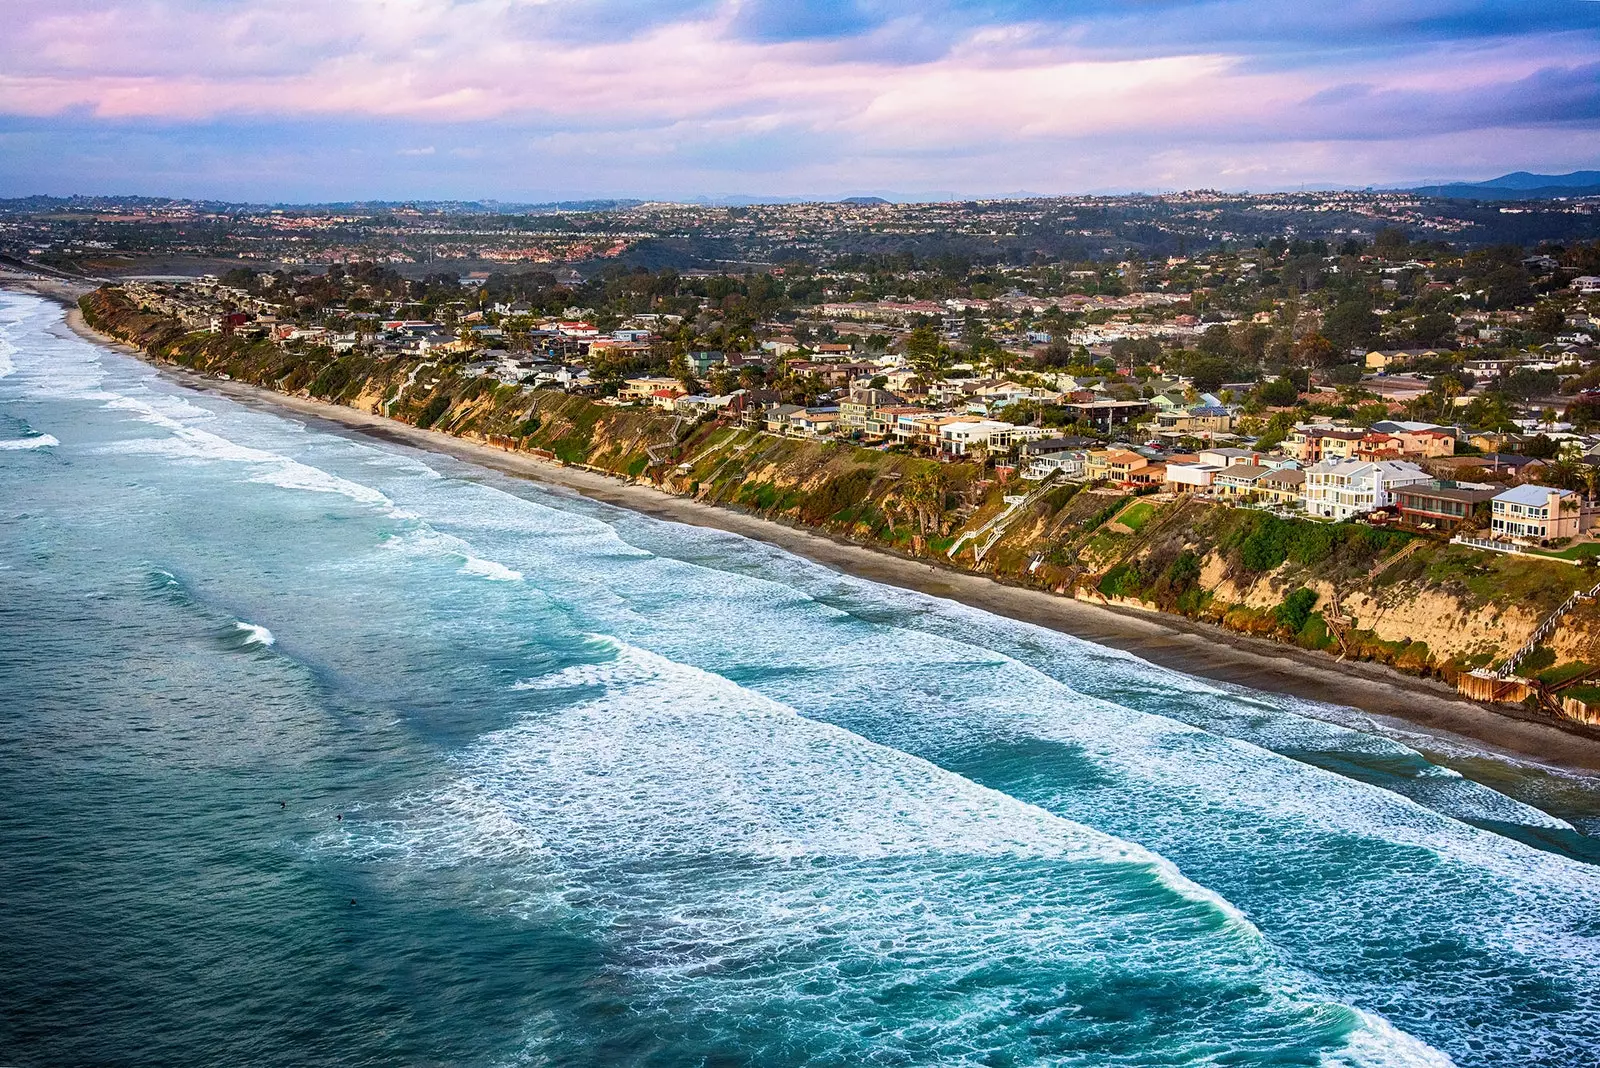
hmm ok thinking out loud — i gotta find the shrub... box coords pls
[1518,645,1557,675]
[1099,561,1143,598]
[415,393,453,429]
[1275,587,1319,633]
[1167,550,1202,588]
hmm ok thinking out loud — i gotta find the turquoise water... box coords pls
[3,290,1600,1067]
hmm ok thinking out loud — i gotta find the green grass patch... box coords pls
[1528,542,1600,562]
[1537,660,1594,687]
[1115,499,1156,532]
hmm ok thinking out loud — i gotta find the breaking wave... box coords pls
[0,433,58,450]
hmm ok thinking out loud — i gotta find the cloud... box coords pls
[0,0,1595,197]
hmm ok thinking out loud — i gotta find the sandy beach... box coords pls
[12,273,1600,774]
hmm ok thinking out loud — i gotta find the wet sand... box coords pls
[20,276,1600,775]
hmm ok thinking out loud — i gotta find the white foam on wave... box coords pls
[1326,1009,1458,1067]
[100,394,392,508]
[0,433,58,450]
[235,621,275,646]
[341,635,1466,1066]
[458,555,523,582]
[660,540,1582,837]
[508,638,1262,931]
[377,524,530,587]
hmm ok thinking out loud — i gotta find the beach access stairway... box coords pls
[645,413,693,464]
[948,476,1060,565]
[1495,578,1600,679]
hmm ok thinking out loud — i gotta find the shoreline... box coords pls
[17,276,1600,775]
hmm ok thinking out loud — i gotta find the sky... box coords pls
[1,0,1598,203]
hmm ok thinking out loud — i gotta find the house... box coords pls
[684,351,725,375]
[788,407,841,438]
[1023,449,1088,481]
[941,419,1015,457]
[1155,404,1235,435]
[649,387,686,411]
[1164,460,1221,494]
[1197,447,1262,469]
[938,420,1047,457]
[1366,350,1404,372]
[1084,448,1150,484]
[619,376,682,403]
[1491,485,1586,543]
[838,387,904,433]
[1257,467,1306,506]
[1434,452,1545,482]
[1369,421,1457,457]
[1572,276,1600,295]
[1355,433,1406,461]
[1285,427,1366,463]
[762,403,807,435]
[1303,459,1431,520]
[1213,463,1272,498]
[1059,398,1150,428]
[1393,481,1497,531]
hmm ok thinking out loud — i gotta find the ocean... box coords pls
[3,287,1600,1067]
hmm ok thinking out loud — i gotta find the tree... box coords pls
[1409,311,1456,346]
[1292,332,1337,369]
[1374,227,1409,259]
[1530,303,1566,338]
[905,325,950,380]
[1197,324,1234,357]
[1275,588,1320,634]
[1188,356,1232,393]
[1322,299,1379,353]
[1257,377,1300,406]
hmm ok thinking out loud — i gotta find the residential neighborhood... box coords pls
[80,220,1600,561]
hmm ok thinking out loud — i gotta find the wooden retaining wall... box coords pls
[1560,697,1600,728]
[1456,673,1534,705]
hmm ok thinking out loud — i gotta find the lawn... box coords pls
[1116,500,1157,532]
[1527,541,1600,562]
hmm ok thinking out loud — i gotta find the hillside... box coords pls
[1410,170,1600,200]
[79,286,1600,733]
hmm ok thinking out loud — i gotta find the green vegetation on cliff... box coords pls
[80,285,1600,699]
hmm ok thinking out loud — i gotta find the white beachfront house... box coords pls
[1303,458,1430,521]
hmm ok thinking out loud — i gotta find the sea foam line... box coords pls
[0,433,58,450]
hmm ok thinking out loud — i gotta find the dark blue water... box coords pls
[4,289,1600,1067]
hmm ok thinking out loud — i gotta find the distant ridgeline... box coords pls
[1408,171,1600,201]
[79,285,1600,732]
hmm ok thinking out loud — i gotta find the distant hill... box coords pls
[1410,170,1600,200]
[839,196,890,205]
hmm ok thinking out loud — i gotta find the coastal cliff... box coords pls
[80,286,1600,731]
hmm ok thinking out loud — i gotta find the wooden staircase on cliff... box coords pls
[1323,587,1353,658]
[1496,579,1600,679]
[947,476,1061,564]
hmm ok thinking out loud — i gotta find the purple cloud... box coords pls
[0,0,1595,198]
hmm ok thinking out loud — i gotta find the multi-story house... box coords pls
[837,387,904,433]
[1084,449,1150,484]
[1303,459,1431,520]
[1285,427,1365,463]
[1491,485,1585,543]
[1394,481,1498,531]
